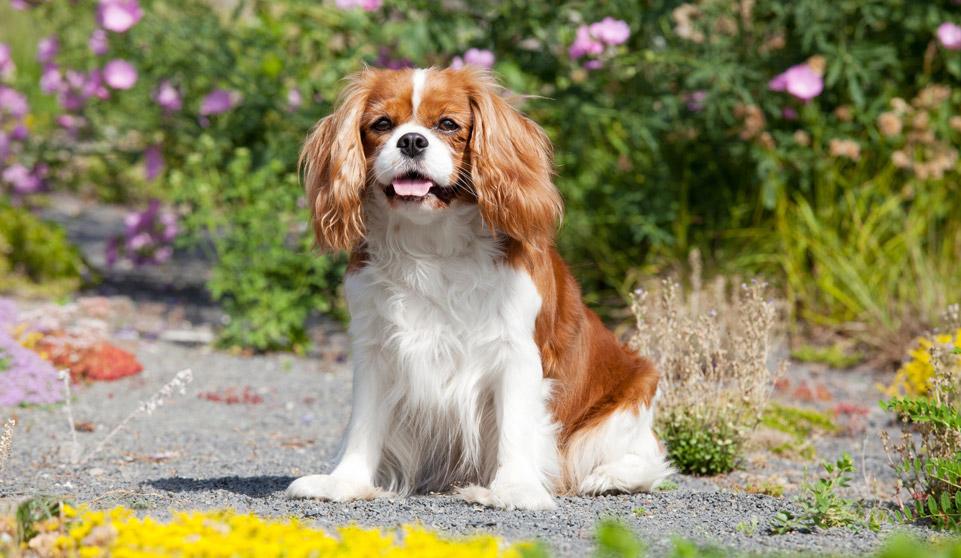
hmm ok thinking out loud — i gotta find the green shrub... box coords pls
[0,204,84,297]
[660,411,741,476]
[168,138,343,352]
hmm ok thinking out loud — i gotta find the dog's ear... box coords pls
[466,71,562,247]
[300,74,371,252]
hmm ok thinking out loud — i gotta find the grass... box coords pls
[791,343,864,369]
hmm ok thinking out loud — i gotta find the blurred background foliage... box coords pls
[1,0,960,353]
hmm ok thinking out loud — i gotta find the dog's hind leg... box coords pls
[564,402,673,495]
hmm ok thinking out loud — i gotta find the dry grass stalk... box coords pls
[59,370,81,465]
[630,250,782,431]
[65,368,194,467]
[0,418,15,473]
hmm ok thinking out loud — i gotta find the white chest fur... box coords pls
[342,199,550,493]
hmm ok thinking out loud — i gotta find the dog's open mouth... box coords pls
[385,171,455,204]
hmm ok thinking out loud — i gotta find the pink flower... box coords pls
[584,59,604,70]
[569,25,604,59]
[144,144,164,181]
[40,65,64,94]
[769,63,823,101]
[937,22,961,50]
[103,59,138,89]
[97,0,143,33]
[89,29,109,55]
[335,0,381,11]
[463,48,495,69]
[0,86,28,118]
[83,69,110,100]
[37,36,58,65]
[287,88,302,111]
[10,0,30,9]
[153,80,182,112]
[0,43,14,79]
[589,17,630,46]
[685,90,707,112]
[782,106,799,120]
[199,88,239,115]
[2,163,42,194]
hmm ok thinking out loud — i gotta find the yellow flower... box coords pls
[885,329,961,396]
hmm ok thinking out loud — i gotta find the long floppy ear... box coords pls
[467,72,562,247]
[300,75,370,251]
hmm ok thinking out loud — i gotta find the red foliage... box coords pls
[37,336,143,382]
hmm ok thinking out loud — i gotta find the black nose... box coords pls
[396,132,428,158]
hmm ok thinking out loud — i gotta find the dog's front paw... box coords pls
[286,474,384,501]
[459,481,556,510]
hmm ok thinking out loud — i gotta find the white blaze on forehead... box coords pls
[411,68,428,117]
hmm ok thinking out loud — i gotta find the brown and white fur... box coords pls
[286,67,672,509]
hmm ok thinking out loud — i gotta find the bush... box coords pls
[0,203,84,297]
[168,138,344,351]
[631,254,781,475]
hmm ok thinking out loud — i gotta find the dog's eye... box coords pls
[371,117,393,132]
[437,118,460,132]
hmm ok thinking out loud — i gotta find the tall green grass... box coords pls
[777,162,961,360]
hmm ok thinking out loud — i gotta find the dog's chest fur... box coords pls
[343,202,545,491]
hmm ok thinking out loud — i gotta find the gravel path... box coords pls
[0,335,936,557]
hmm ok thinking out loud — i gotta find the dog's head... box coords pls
[301,67,562,251]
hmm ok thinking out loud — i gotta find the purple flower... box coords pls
[10,124,26,141]
[36,35,58,65]
[153,80,182,112]
[769,63,823,101]
[937,22,961,50]
[584,59,604,70]
[287,88,302,111]
[199,88,239,115]
[782,106,798,120]
[40,65,64,94]
[144,144,163,181]
[2,164,42,194]
[0,86,28,119]
[56,114,86,132]
[102,59,137,89]
[589,17,630,46]
[83,69,110,100]
[110,200,178,266]
[89,28,109,55]
[10,0,30,9]
[0,131,8,161]
[0,43,14,80]
[685,90,707,112]
[0,326,63,407]
[374,47,413,70]
[97,0,143,33]
[335,0,381,11]
[569,25,604,59]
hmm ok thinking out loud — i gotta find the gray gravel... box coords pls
[0,336,939,557]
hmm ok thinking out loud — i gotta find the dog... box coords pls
[286,67,671,509]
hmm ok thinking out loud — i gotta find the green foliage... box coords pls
[790,343,863,369]
[883,399,961,532]
[594,520,644,558]
[11,0,961,345]
[0,204,84,297]
[660,412,741,476]
[771,453,878,534]
[655,480,679,492]
[168,138,343,352]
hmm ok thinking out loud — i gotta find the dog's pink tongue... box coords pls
[392,178,432,197]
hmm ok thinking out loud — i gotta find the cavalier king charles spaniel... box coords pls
[286,67,671,509]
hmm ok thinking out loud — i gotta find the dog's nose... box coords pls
[396,132,429,158]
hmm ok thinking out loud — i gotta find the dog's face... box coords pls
[301,67,562,250]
